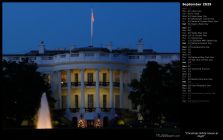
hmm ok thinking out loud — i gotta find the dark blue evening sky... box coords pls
[3,2,180,54]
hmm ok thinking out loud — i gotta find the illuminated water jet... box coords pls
[36,93,52,129]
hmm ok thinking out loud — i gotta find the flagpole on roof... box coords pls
[90,8,94,47]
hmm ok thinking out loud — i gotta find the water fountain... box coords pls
[36,92,52,129]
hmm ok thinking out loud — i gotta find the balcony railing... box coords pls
[113,82,120,87]
[61,81,120,87]
[84,82,96,86]
[71,82,81,87]
[85,108,96,112]
[101,108,111,112]
[69,108,80,113]
[99,82,109,87]
[55,108,113,113]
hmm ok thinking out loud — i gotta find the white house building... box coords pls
[3,40,179,127]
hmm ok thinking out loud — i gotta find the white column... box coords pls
[127,72,132,110]
[80,69,85,110]
[109,69,113,108]
[120,71,124,108]
[57,71,62,109]
[95,69,100,112]
[66,69,71,111]
[50,72,54,95]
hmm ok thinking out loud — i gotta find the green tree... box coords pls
[2,60,55,128]
[128,61,180,126]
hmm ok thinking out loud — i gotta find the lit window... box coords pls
[74,73,78,82]
[115,95,120,108]
[103,95,107,108]
[75,95,79,108]
[88,94,94,108]
[87,73,93,83]
[62,96,66,109]
[102,73,107,82]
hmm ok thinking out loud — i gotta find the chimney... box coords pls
[107,42,112,52]
[39,41,45,54]
[137,38,144,53]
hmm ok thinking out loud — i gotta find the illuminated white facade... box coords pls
[3,41,180,122]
